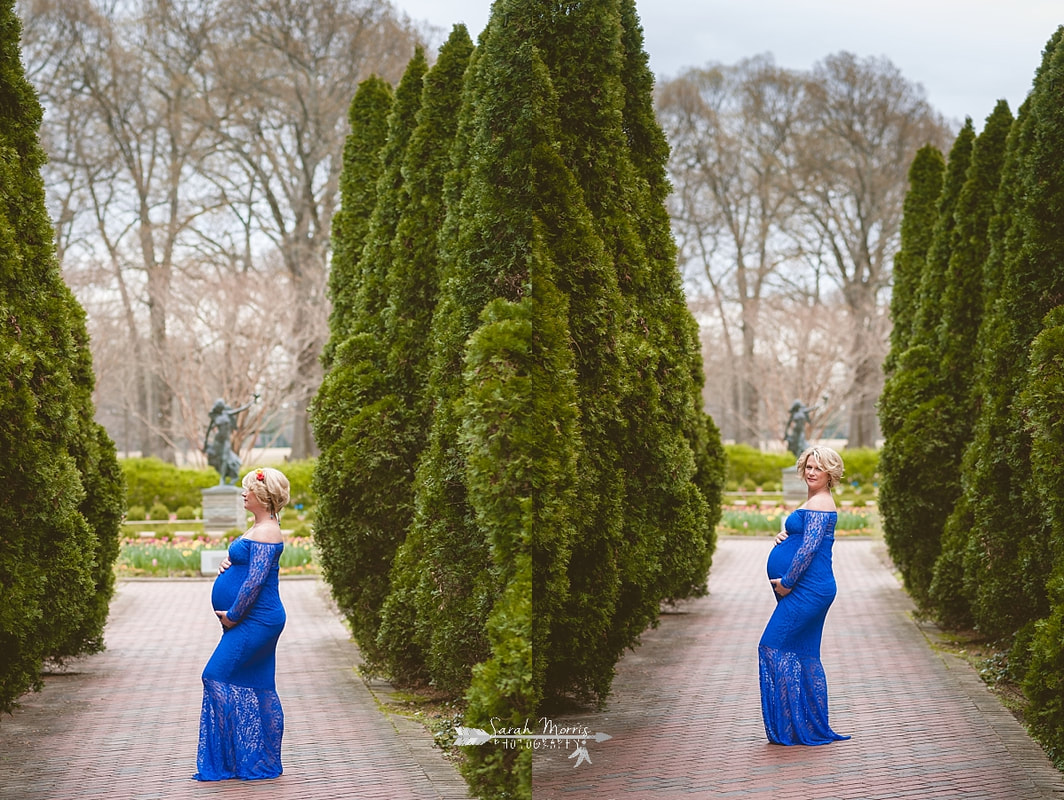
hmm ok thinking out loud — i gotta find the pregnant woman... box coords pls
[760,446,850,746]
[193,466,290,781]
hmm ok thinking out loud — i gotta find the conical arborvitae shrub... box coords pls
[377,21,527,692]
[617,0,723,600]
[884,145,945,376]
[53,300,125,662]
[907,121,975,349]
[960,28,1064,641]
[374,44,484,686]
[367,29,476,680]
[931,97,1033,628]
[310,51,428,670]
[1018,304,1064,758]
[878,122,974,609]
[531,0,717,707]
[0,0,123,711]
[320,75,393,370]
[925,100,1013,625]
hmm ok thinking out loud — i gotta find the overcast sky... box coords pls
[395,0,1062,127]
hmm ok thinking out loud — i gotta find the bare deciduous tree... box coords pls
[197,0,419,457]
[20,0,422,461]
[659,51,951,446]
[659,55,804,444]
[793,52,951,446]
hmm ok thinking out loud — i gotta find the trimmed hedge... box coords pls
[724,445,879,491]
[121,458,216,510]
[121,456,316,516]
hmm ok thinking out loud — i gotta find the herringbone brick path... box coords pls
[0,578,469,800]
[532,537,1064,800]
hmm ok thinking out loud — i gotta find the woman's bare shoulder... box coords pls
[802,497,837,513]
[244,522,283,544]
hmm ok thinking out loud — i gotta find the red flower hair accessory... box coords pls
[256,469,265,482]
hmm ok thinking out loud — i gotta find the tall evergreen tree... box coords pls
[369,28,476,681]
[960,28,1064,640]
[926,101,1013,623]
[375,43,484,686]
[377,21,526,690]
[311,50,428,669]
[1015,32,1064,760]
[321,75,393,370]
[931,99,1033,628]
[884,145,945,375]
[529,0,716,705]
[908,121,975,348]
[385,24,474,450]
[1018,305,1064,756]
[617,0,724,598]
[0,0,122,710]
[878,123,974,608]
[453,34,586,796]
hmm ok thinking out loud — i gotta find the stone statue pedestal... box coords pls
[201,485,246,536]
[782,468,805,503]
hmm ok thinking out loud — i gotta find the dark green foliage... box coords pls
[885,145,945,373]
[530,0,717,707]
[1020,305,1064,756]
[724,444,795,487]
[378,15,535,694]
[908,122,975,349]
[877,343,955,608]
[0,0,122,710]
[317,5,721,794]
[386,27,474,414]
[879,119,990,609]
[458,280,563,798]
[960,28,1064,639]
[691,412,726,559]
[357,30,479,686]
[930,98,1033,626]
[920,101,1013,621]
[321,76,393,370]
[121,458,217,509]
[936,102,1013,390]
[312,49,435,671]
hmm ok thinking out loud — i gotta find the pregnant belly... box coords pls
[211,565,247,611]
[766,539,797,580]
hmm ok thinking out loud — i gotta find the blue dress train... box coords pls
[759,508,849,746]
[193,537,286,780]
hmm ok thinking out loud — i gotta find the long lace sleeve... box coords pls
[227,542,279,623]
[780,511,835,589]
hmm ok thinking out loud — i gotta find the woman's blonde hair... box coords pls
[796,446,845,489]
[241,467,291,519]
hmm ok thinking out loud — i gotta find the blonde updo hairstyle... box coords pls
[796,446,845,489]
[241,467,291,519]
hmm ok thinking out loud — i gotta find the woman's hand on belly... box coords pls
[769,578,792,597]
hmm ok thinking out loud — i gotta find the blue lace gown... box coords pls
[759,508,849,746]
[193,537,286,780]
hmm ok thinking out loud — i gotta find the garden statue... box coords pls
[203,395,257,484]
[783,399,815,457]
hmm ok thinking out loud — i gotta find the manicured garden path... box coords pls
[532,537,1064,799]
[0,578,470,800]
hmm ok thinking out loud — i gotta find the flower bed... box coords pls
[717,505,879,537]
[115,533,318,577]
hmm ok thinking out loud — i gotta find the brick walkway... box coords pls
[532,537,1064,800]
[0,578,470,800]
